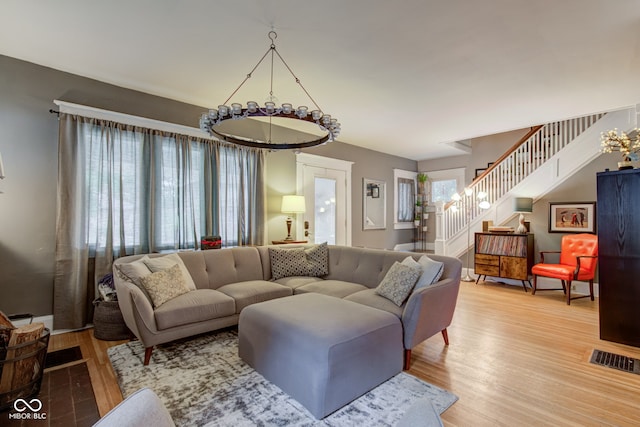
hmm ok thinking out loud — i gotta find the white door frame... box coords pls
[296,153,353,246]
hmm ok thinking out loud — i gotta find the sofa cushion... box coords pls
[140,264,190,308]
[295,280,368,298]
[274,276,323,290]
[375,261,421,306]
[269,247,310,279]
[153,289,235,330]
[217,280,293,313]
[143,253,197,291]
[344,289,404,318]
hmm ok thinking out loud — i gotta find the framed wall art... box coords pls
[548,201,596,233]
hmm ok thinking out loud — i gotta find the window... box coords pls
[426,168,466,204]
[393,169,417,229]
[71,116,264,255]
[431,179,457,203]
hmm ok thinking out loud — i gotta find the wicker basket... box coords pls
[93,299,130,341]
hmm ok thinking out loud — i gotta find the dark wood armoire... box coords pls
[596,168,640,347]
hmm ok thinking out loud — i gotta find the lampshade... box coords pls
[514,197,533,213]
[281,195,306,214]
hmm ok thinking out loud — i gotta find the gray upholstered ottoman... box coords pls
[238,293,403,419]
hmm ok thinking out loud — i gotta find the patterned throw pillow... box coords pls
[414,256,444,290]
[375,261,422,306]
[305,242,329,277]
[269,247,310,280]
[139,264,190,308]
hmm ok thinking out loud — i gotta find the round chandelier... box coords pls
[199,31,341,150]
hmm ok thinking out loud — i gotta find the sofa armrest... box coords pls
[114,276,159,343]
[401,277,460,350]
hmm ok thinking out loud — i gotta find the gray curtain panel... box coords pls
[54,114,265,329]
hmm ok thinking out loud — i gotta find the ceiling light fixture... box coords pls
[199,31,341,150]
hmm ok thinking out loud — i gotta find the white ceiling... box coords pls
[2,0,640,160]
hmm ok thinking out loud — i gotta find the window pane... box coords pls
[431,179,457,203]
[315,177,336,244]
[397,178,415,222]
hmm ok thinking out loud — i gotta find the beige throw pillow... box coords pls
[139,264,190,308]
[143,253,197,291]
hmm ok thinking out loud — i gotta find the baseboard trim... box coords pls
[11,314,92,336]
[394,242,435,252]
[464,268,600,296]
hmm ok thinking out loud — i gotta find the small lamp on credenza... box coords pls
[281,195,306,241]
[514,197,533,234]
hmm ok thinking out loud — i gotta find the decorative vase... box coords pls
[618,160,634,170]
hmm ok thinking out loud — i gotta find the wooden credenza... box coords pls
[474,232,534,291]
[596,168,640,347]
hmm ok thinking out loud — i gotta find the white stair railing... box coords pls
[441,113,605,242]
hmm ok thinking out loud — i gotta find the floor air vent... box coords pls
[590,349,640,375]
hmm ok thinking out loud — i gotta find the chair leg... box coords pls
[404,349,412,371]
[561,280,567,295]
[589,280,594,301]
[566,280,572,305]
[144,347,153,365]
[532,275,537,295]
[441,328,449,345]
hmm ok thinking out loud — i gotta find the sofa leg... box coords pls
[441,328,449,345]
[404,349,411,371]
[144,347,153,366]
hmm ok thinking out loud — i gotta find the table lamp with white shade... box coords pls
[281,195,306,241]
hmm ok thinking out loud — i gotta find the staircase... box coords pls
[435,106,638,257]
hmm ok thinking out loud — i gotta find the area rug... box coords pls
[108,329,458,426]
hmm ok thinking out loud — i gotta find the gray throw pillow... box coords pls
[415,256,444,289]
[375,261,421,306]
[269,247,310,280]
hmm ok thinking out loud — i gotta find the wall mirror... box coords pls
[363,178,386,230]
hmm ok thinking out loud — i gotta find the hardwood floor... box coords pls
[50,280,640,426]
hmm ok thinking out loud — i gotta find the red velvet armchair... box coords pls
[531,233,598,305]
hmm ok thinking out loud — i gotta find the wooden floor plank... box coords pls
[48,279,640,425]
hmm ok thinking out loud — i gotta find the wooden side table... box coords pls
[271,240,308,245]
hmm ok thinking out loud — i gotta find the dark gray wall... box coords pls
[0,55,212,316]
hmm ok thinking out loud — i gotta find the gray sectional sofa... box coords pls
[113,244,462,368]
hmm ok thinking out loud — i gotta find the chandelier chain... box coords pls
[272,48,322,112]
[201,31,340,150]
[223,47,272,106]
